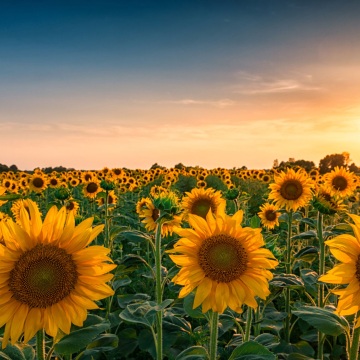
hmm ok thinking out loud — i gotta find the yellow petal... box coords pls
[24,308,43,344]
[193,277,213,309]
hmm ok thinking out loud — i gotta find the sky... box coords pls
[1,0,360,170]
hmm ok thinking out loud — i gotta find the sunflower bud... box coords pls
[224,188,240,200]
[100,180,116,191]
[54,187,70,201]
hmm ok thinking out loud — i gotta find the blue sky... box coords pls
[1,0,360,170]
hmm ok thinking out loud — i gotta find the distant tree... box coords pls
[293,160,315,172]
[150,163,166,170]
[319,153,346,174]
[9,164,18,171]
[0,163,9,173]
[349,162,360,174]
[42,166,68,174]
[276,159,314,172]
[174,163,186,170]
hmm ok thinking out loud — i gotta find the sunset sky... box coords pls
[1,0,360,170]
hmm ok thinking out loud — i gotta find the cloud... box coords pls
[233,70,323,95]
[158,98,236,108]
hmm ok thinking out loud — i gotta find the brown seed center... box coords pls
[280,179,303,200]
[152,208,160,222]
[33,177,44,188]
[265,210,277,221]
[9,244,78,308]
[198,234,248,283]
[86,182,98,193]
[332,176,348,191]
[191,198,215,219]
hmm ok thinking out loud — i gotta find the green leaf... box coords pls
[120,302,156,328]
[298,218,316,228]
[55,320,111,355]
[287,354,315,360]
[86,334,119,351]
[0,352,13,360]
[229,341,276,360]
[119,300,172,329]
[115,328,138,358]
[293,306,350,336]
[112,275,132,291]
[138,328,156,359]
[183,293,206,319]
[291,230,317,240]
[75,349,107,360]
[175,346,208,360]
[117,293,151,308]
[270,274,304,289]
[300,269,319,297]
[250,215,261,228]
[254,333,280,349]
[121,230,153,244]
[0,194,22,201]
[294,247,318,263]
[22,345,35,360]
[0,344,25,360]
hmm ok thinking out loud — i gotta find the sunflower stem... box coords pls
[244,307,253,342]
[350,313,360,360]
[36,329,45,360]
[317,211,325,359]
[155,219,163,360]
[284,211,293,343]
[209,311,219,360]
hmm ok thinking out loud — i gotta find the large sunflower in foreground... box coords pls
[168,210,278,314]
[319,213,360,326]
[0,186,7,207]
[268,168,314,212]
[181,187,226,220]
[323,166,356,198]
[0,199,115,347]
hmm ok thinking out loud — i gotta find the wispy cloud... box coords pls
[158,98,236,108]
[233,71,323,95]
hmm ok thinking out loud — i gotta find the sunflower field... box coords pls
[0,165,359,360]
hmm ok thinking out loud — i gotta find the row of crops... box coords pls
[0,165,359,360]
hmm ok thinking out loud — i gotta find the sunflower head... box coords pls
[312,187,345,215]
[268,168,314,212]
[323,166,356,198]
[0,200,115,348]
[258,203,280,230]
[318,214,360,326]
[181,187,226,220]
[168,209,278,314]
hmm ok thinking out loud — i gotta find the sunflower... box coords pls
[181,187,226,220]
[268,168,314,212]
[83,180,101,199]
[258,203,280,230]
[312,187,345,215]
[168,210,278,313]
[29,173,48,193]
[319,214,360,327]
[0,199,115,347]
[11,199,42,225]
[0,186,7,207]
[0,212,10,243]
[65,199,80,216]
[80,171,96,183]
[48,176,60,189]
[136,195,182,237]
[323,166,356,198]
[96,190,118,208]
